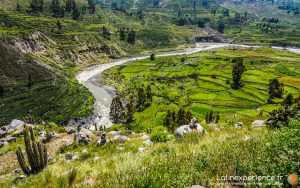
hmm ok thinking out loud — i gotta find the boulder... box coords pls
[0,137,16,143]
[8,119,24,131]
[0,130,6,138]
[65,152,73,160]
[252,120,266,128]
[80,128,94,137]
[117,146,125,151]
[244,136,252,141]
[108,131,120,137]
[11,124,34,137]
[138,147,145,153]
[140,134,149,140]
[97,134,107,146]
[175,118,205,138]
[117,136,127,143]
[66,127,76,134]
[234,122,243,128]
[143,139,153,146]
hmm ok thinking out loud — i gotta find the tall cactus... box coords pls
[16,126,48,176]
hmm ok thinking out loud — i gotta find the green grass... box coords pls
[0,118,299,187]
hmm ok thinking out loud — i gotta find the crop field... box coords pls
[102,47,300,130]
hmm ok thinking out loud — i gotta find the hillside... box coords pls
[0,0,299,187]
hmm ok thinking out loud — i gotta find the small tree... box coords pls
[283,93,294,107]
[217,21,225,33]
[119,28,126,41]
[27,75,33,89]
[232,59,246,88]
[127,30,136,44]
[30,0,44,13]
[16,126,48,176]
[16,3,21,11]
[268,78,284,99]
[110,96,125,123]
[146,85,152,103]
[65,0,75,12]
[72,4,80,20]
[215,113,220,123]
[267,105,297,128]
[87,0,96,14]
[150,53,155,60]
[102,26,111,39]
[0,85,4,98]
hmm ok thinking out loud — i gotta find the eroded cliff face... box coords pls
[10,31,126,70]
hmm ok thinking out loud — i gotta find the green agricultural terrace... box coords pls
[102,47,300,131]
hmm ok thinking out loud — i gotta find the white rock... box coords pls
[234,122,243,128]
[117,146,125,151]
[143,139,153,146]
[138,147,145,153]
[140,134,149,140]
[252,120,266,128]
[80,128,94,137]
[109,131,120,136]
[244,136,252,141]
[8,120,24,130]
[174,124,205,138]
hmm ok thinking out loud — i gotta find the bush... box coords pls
[150,131,168,143]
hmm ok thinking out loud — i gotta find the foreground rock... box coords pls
[175,118,205,137]
[74,128,92,145]
[252,120,266,128]
[234,122,243,128]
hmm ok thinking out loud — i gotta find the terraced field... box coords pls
[102,47,300,130]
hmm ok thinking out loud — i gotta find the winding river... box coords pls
[76,43,300,129]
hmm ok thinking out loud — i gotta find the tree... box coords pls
[125,96,135,128]
[119,28,126,41]
[268,78,284,99]
[127,30,136,44]
[16,126,48,176]
[150,53,155,60]
[110,96,125,123]
[50,0,64,18]
[27,75,33,89]
[283,93,294,107]
[208,109,214,123]
[102,26,111,39]
[163,110,172,131]
[87,0,96,14]
[72,3,80,20]
[137,87,145,111]
[215,113,220,123]
[57,20,62,30]
[30,0,44,13]
[267,105,297,128]
[232,60,246,87]
[16,3,21,11]
[146,85,152,103]
[217,21,225,33]
[0,86,4,98]
[65,0,75,12]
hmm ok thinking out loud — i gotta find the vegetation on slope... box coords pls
[102,47,300,131]
[0,117,299,187]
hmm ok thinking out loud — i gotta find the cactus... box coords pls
[16,126,48,176]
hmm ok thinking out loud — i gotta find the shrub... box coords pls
[150,131,168,143]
